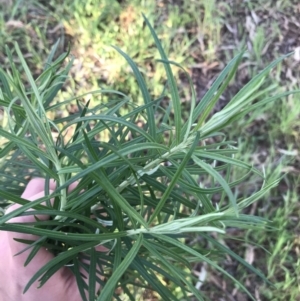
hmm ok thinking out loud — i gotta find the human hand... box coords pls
[0,178,102,301]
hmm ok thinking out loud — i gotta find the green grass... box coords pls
[0,0,299,300]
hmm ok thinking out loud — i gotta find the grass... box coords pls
[0,0,299,300]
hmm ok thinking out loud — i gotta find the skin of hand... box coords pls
[0,178,103,301]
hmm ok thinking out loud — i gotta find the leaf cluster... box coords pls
[0,15,293,301]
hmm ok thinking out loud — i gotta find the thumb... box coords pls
[6,190,55,266]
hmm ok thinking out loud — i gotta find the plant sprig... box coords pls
[0,15,295,301]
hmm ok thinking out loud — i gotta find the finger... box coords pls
[6,178,78,222]
[6,190,54,224]
[5,177,104,298]
[5,177,55,220]
[21,177,77,199]
[5,190,54,266]
[21,178,56,199]
[6,177,79,254]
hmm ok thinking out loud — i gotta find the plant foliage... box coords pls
[0,16,294,300]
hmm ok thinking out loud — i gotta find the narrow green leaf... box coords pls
[153,234,256,301]
[24,241,99,293]
[195,150,262,177]
[63,114,154,143]
[143,14,182,145]
[206,233,273,284]
[149,133,199,223]
[143,240,205,301]
[94,169,147,228]
[194,52,243,131]
[38,256,77,288]
[200,53,293,136]
[0,224,127,242]
[44,58,74,107]
[104,238,122,301]
[112,46,156,139]
[24,243,43,267]
[130,256,181,301]
[44,39,61,69]
[192,52,242,125]
[88,247,97,301]
[0,69,13,99]
[192,155,238,215]
[18,145,58,180]
[71,100,90,143]
[155,58,198,143]
[14,43,53,145]
[98,234,143,301]
[0,194,52,224]
[227,90,300,125]
[73,259,89,301]
[0,128,52,160]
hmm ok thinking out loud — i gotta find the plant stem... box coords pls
[90,134,196,213]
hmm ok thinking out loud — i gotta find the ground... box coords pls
[0,0,299,300]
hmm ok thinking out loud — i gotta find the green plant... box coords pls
[0,16,297,301]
